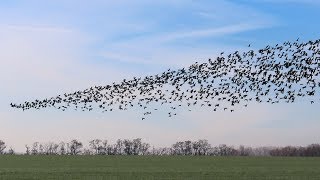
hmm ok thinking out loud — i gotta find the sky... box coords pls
[1,0,320,152]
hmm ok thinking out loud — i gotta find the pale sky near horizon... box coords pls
[1,0,320,152]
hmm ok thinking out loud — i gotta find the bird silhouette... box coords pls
[11,38,320,120]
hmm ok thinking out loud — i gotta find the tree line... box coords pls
[1,139,320,156]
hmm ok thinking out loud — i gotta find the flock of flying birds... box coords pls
[11,38,320,120]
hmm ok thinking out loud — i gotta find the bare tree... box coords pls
[196,139,211,155]
[59,142,66,155]
[216,144,237,156]
[172,141,184,155]
[82,148,92,155]
[132,138,142,155]
[183,140,193,155]
[115,139,123,155]
[31,142,39,155]
[89,139,107,155]
[253,147,273,156]
[0,140,6,154]
[68,139,83,155]
[152,147,171,155]
[238,145,252,156]
[101,140,108,155]
[7,147,15,155]
[107,144,116,155]
[43,142,59,155]
[192,141,200,155]
[89,139,101,155]
[141,142,150,155]
[171,141,194,155]
[25,145,30,155]
[39,144,44,155]
[123,139,133,155]
[305,144,320,156]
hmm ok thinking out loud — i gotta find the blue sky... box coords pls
[1,0,320,152]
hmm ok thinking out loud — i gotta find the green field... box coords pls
[0,155,319,180]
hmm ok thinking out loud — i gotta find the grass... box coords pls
[0,155,319,180]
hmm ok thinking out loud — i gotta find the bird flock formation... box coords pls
[11,38,320,120]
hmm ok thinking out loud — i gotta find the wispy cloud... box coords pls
[258,0,320,4]
[94,0,275,67]
[1,24,73,33]
[99,22,271,67]
[156,23,270,42]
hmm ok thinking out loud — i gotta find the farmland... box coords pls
[0,155,319,179]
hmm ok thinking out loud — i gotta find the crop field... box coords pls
[0,156,319,180]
